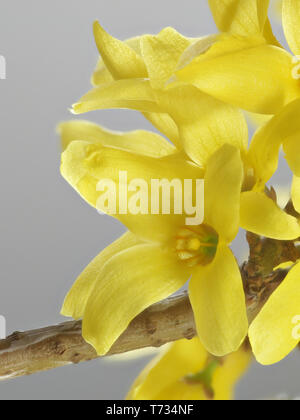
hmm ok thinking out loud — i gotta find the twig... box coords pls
[0,232,297,381]
[0,293,195,380]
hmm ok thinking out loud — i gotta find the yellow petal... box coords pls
[249,261,300,365]
[283,133,300,177]
[58,120,175,157]
[177,35,219,70]
[189,244,248,357]
[61,140,203,243]
[91,60,113,87]
[72,79,160,115]
[92,36,143,86]
[159,85,248,167]
[208,0,270,37]
[283,0,300,56]
[142,111,181,149]
[141,27,191,89]
[248,98,300,186]
[213,345,252,400]
[156,344,251,400]
[82,244,190,355]
[245,111,272,129]
[273,261,295,271]
[176,35,298,114]
[240,191,300,240]
[263,18,282,47]
[155,382,208,400]
[89,84,181,150]
[93,22,147,80]
[127,338,208,400]
[128,337,251,400]
[61,231,141,319]
[205,144,243,243]
[292,176,300,214]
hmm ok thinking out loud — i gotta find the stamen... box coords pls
[176,224,218,267]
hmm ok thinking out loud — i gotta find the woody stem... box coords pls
[0,232,298,381]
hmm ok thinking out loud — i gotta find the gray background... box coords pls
[0,0,299,400]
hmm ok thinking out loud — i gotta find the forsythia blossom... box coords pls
[127,338,252,400]
[58,3,300,400]
[60,8,300,369]
[176,0,300,115]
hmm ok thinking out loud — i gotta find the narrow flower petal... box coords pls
[127,338,207,400]
[245,112,272,129]
[159,85,248,167]
[249,261,300,365]
[141,27,191,89]
[61,232,141,319]
[92,36,143,86]
[240,191,300,240]
[61,141,203,243]
[93,22,147,80]
[82,244,190,355]
[142,111,181,149]
[154,382,208,400]
[292,176,300,214]
[177,35,219,70]
[72,79,160,115]
[58,120,175,157]
[283,0,300,56]
[205,144,243,243]
[176,36,298,114]
[213,346,252,400]
[248,98,300,186]
[189,245,248,357]
[262,17,282,47]
[283,133,300,177]
[208,0,270,37]
[91,60,113,87]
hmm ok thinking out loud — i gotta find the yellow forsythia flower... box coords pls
[65,89,300,242]
[61,139,249,357]
[60,20,300,360]
[248,102,300,366]
[127,338,252,400]
[60,114,300,358]
[73,22,219,149]
[249,260,300,365]
[176,0,300,115]
[69,21,300,237]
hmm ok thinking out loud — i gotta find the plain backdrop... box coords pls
[0,0,299,400]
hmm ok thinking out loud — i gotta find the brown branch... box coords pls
[0,293,195,381]
[0,231,298,381]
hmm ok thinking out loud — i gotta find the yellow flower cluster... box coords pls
[127,338,251,400]
[59,0,300,399]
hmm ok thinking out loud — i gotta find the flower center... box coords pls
[175,224,218,267]
[182,359,221,400]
